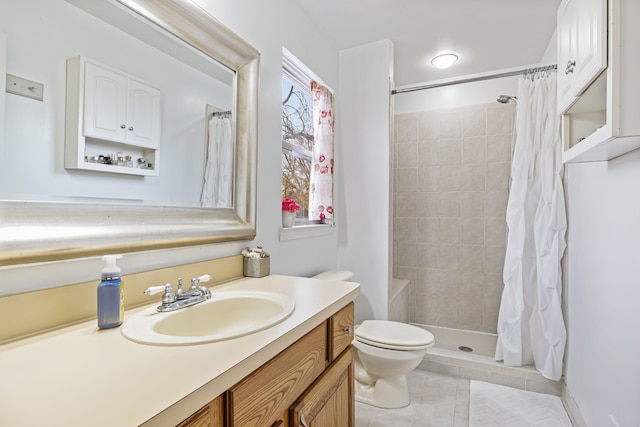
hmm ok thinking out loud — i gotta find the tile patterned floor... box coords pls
[356,370,470,427]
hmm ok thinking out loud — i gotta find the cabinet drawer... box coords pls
[227,323,327,427]
[330,302,354,361]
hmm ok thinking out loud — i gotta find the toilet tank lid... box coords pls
[312,270,354,281]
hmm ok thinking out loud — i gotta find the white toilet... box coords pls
[312,270,435,409]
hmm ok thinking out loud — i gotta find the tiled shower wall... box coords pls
[393,102,514,334]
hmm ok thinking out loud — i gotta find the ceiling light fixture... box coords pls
[431,53,459,69]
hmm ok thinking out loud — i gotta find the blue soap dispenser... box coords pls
[97,254,124,329]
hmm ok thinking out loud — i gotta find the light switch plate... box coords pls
[6,74,43,101]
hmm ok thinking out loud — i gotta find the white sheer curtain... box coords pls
[200,115,232,208]
[495,72,567,380]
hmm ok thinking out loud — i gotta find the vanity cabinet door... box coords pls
[177,394,224,427]
[290,347,354,427]
[329,302,354,362]
[227,323,327,427]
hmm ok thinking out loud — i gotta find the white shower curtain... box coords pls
[495,72,567,381]
[201,115,232,208]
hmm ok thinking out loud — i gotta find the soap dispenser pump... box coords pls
[97,254,124,329]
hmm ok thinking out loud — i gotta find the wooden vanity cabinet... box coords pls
[177,302,355,427]
[290,347,354,427]
[227,323,328,426]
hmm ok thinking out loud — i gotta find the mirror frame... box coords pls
[0,0,259,266]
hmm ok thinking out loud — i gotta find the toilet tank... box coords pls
[312,270,354,281]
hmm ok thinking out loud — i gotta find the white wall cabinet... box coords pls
[560,0,640,162]
[557,0,607,114]
[65,56,161,176]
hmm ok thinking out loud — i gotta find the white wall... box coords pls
[338,39,394,323]
[0,0,342,293]
[564,150,640,427]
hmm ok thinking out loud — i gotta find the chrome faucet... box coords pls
[143,274,212,312]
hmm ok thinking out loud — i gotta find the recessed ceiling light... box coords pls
[431,53,459,69]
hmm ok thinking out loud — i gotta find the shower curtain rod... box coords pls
[391,64,557,95]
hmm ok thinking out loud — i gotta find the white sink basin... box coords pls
[121,290,295,345]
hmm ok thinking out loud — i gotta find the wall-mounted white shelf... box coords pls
[560,0,640,163]
[65,56,161,176]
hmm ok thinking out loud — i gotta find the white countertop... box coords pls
[0,275,360,426]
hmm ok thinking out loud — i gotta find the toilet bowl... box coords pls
[312,270,435,409]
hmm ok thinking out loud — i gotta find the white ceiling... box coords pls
[294,0,562,87]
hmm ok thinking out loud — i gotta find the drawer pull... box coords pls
[344,326,353,335]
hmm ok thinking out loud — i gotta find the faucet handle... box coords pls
[197,274,211,283]
[144,285,167,295]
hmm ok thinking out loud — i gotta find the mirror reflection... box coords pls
[1,0,235,208]
[0,0,258,266]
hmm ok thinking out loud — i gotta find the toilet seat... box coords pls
[355,320,434,351]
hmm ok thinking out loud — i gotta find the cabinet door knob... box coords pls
[565,60,576,74]
[300,413,309,427]
[344,326,353,335]
[120,124,126,129]
[128,126,134,131]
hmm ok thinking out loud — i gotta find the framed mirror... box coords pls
[0,0,259,266]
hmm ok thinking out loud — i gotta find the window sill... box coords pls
[279,223,335,241]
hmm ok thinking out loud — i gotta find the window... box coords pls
[281,49,335,227]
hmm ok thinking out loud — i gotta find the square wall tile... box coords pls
[486,105,515,136]
[438,192,461,218]
[418,192,439,218]
[462,219,484,245]
[485,218,507,246]
[462,107,487,137]
[417,217,440,243]
[461,244,484,272]
[487,134,512,163]
[440,111,463,139]
[398,142,418,167]
[462,164,486,191]
[418,140,439,166]
[418,166,441,192]
[439,218,461,244]
[486,162,511,191]
[396,115,418,142]
[395,192,417,218]
[463,136,487,164]
[440,165,462,191]
[397,167,418,193]
[461,191,485,219]
[438,139,462,165]
[418,112,440,141]
[396,218,417,243]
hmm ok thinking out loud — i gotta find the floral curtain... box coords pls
[310,81,335,221]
